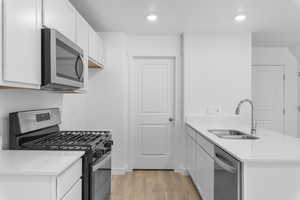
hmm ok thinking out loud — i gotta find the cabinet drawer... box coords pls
[57,159,82,199]
[196,132,214,156]
[62,179,82,200]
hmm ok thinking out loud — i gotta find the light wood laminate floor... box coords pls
[111,170,202,200]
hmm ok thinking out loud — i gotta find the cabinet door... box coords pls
[186,134,192,173]
[196,144,202,193]
[197,144,214,200]
[0,0,2,80]
[191,138,197,182]
[88,26,98,62]
[62,179,82,200]
[2,0,41,87]
[197,144,206,197]
[97,35,104,65]
[43,0,76,41]
[76,14,89,90]
[76,14,88,52]
[186,127,191,173]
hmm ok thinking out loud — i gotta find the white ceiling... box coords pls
[70,0,300,45]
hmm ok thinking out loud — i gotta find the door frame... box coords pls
[252,65,286,134]
[128,56,177,171]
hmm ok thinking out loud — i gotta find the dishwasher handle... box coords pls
[214,153,237,174]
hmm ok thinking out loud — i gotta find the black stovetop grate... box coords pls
[22,131,109,149]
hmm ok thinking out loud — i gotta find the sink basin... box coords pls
[218,134,259,140]
[208,129,259,140]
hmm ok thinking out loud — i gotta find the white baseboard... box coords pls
[175,167,188,176]
[112,167,127,175]
[112,166,188,176]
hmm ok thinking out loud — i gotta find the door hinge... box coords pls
[283,108,286,115]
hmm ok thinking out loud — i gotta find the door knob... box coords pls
[169,118,174,122]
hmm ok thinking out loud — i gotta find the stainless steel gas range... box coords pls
[9,108,113,200]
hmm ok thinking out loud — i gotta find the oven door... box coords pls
[92,152,111,200]
[42,29,84,90]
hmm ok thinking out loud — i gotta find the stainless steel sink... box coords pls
[208,129,259,140]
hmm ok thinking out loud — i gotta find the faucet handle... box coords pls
[254,120,257,129]
[251,120,257,135]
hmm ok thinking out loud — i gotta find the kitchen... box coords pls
[0,0,300,200]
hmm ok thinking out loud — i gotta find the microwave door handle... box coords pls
[214,154,236,174]
[75,55,84,80]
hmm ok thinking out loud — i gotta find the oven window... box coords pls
[56,39,81,81]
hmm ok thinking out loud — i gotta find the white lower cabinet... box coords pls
[197,142,214,200]
[57,159,82,199]
[62,179,82,200]
[0,158,82,200]
[186,125,214,200]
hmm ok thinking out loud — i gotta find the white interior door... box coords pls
[132,57,174,169]
[252,66,285,133]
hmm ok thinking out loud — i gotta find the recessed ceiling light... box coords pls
[235,14,247,22]
[147,14,158,22]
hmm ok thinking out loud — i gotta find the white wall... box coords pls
[61,94,88,130]
[252,47,298,137]
[0,90,63,149]
[184,33,252,116]
[62,32,128,174]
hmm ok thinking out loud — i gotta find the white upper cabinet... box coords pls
[76,14,89,52]
[97,35,105,66]
[88,25,105,68]
[0,0,103,90]
[43,0,76,42]
[76,13,89,90]
[1,0,42,88]
[0,0,3,83]
[88,26,98,62]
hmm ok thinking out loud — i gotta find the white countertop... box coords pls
[0,150,84,176]
[186,115,300,164]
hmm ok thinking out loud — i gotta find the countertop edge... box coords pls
[0,151,85,176]
[185,121,300,165]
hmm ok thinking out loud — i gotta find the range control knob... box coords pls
[93,150,103,159]
[104,140,113,148]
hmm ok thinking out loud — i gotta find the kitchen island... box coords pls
[186,115,300,200]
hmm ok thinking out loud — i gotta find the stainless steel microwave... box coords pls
[42,29,84,91]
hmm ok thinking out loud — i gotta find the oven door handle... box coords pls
[214,154,236,174]
[92,154,111,172]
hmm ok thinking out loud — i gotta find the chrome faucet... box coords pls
[235,99,256,135]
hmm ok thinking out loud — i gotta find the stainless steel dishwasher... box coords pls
[214,146,242,200]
